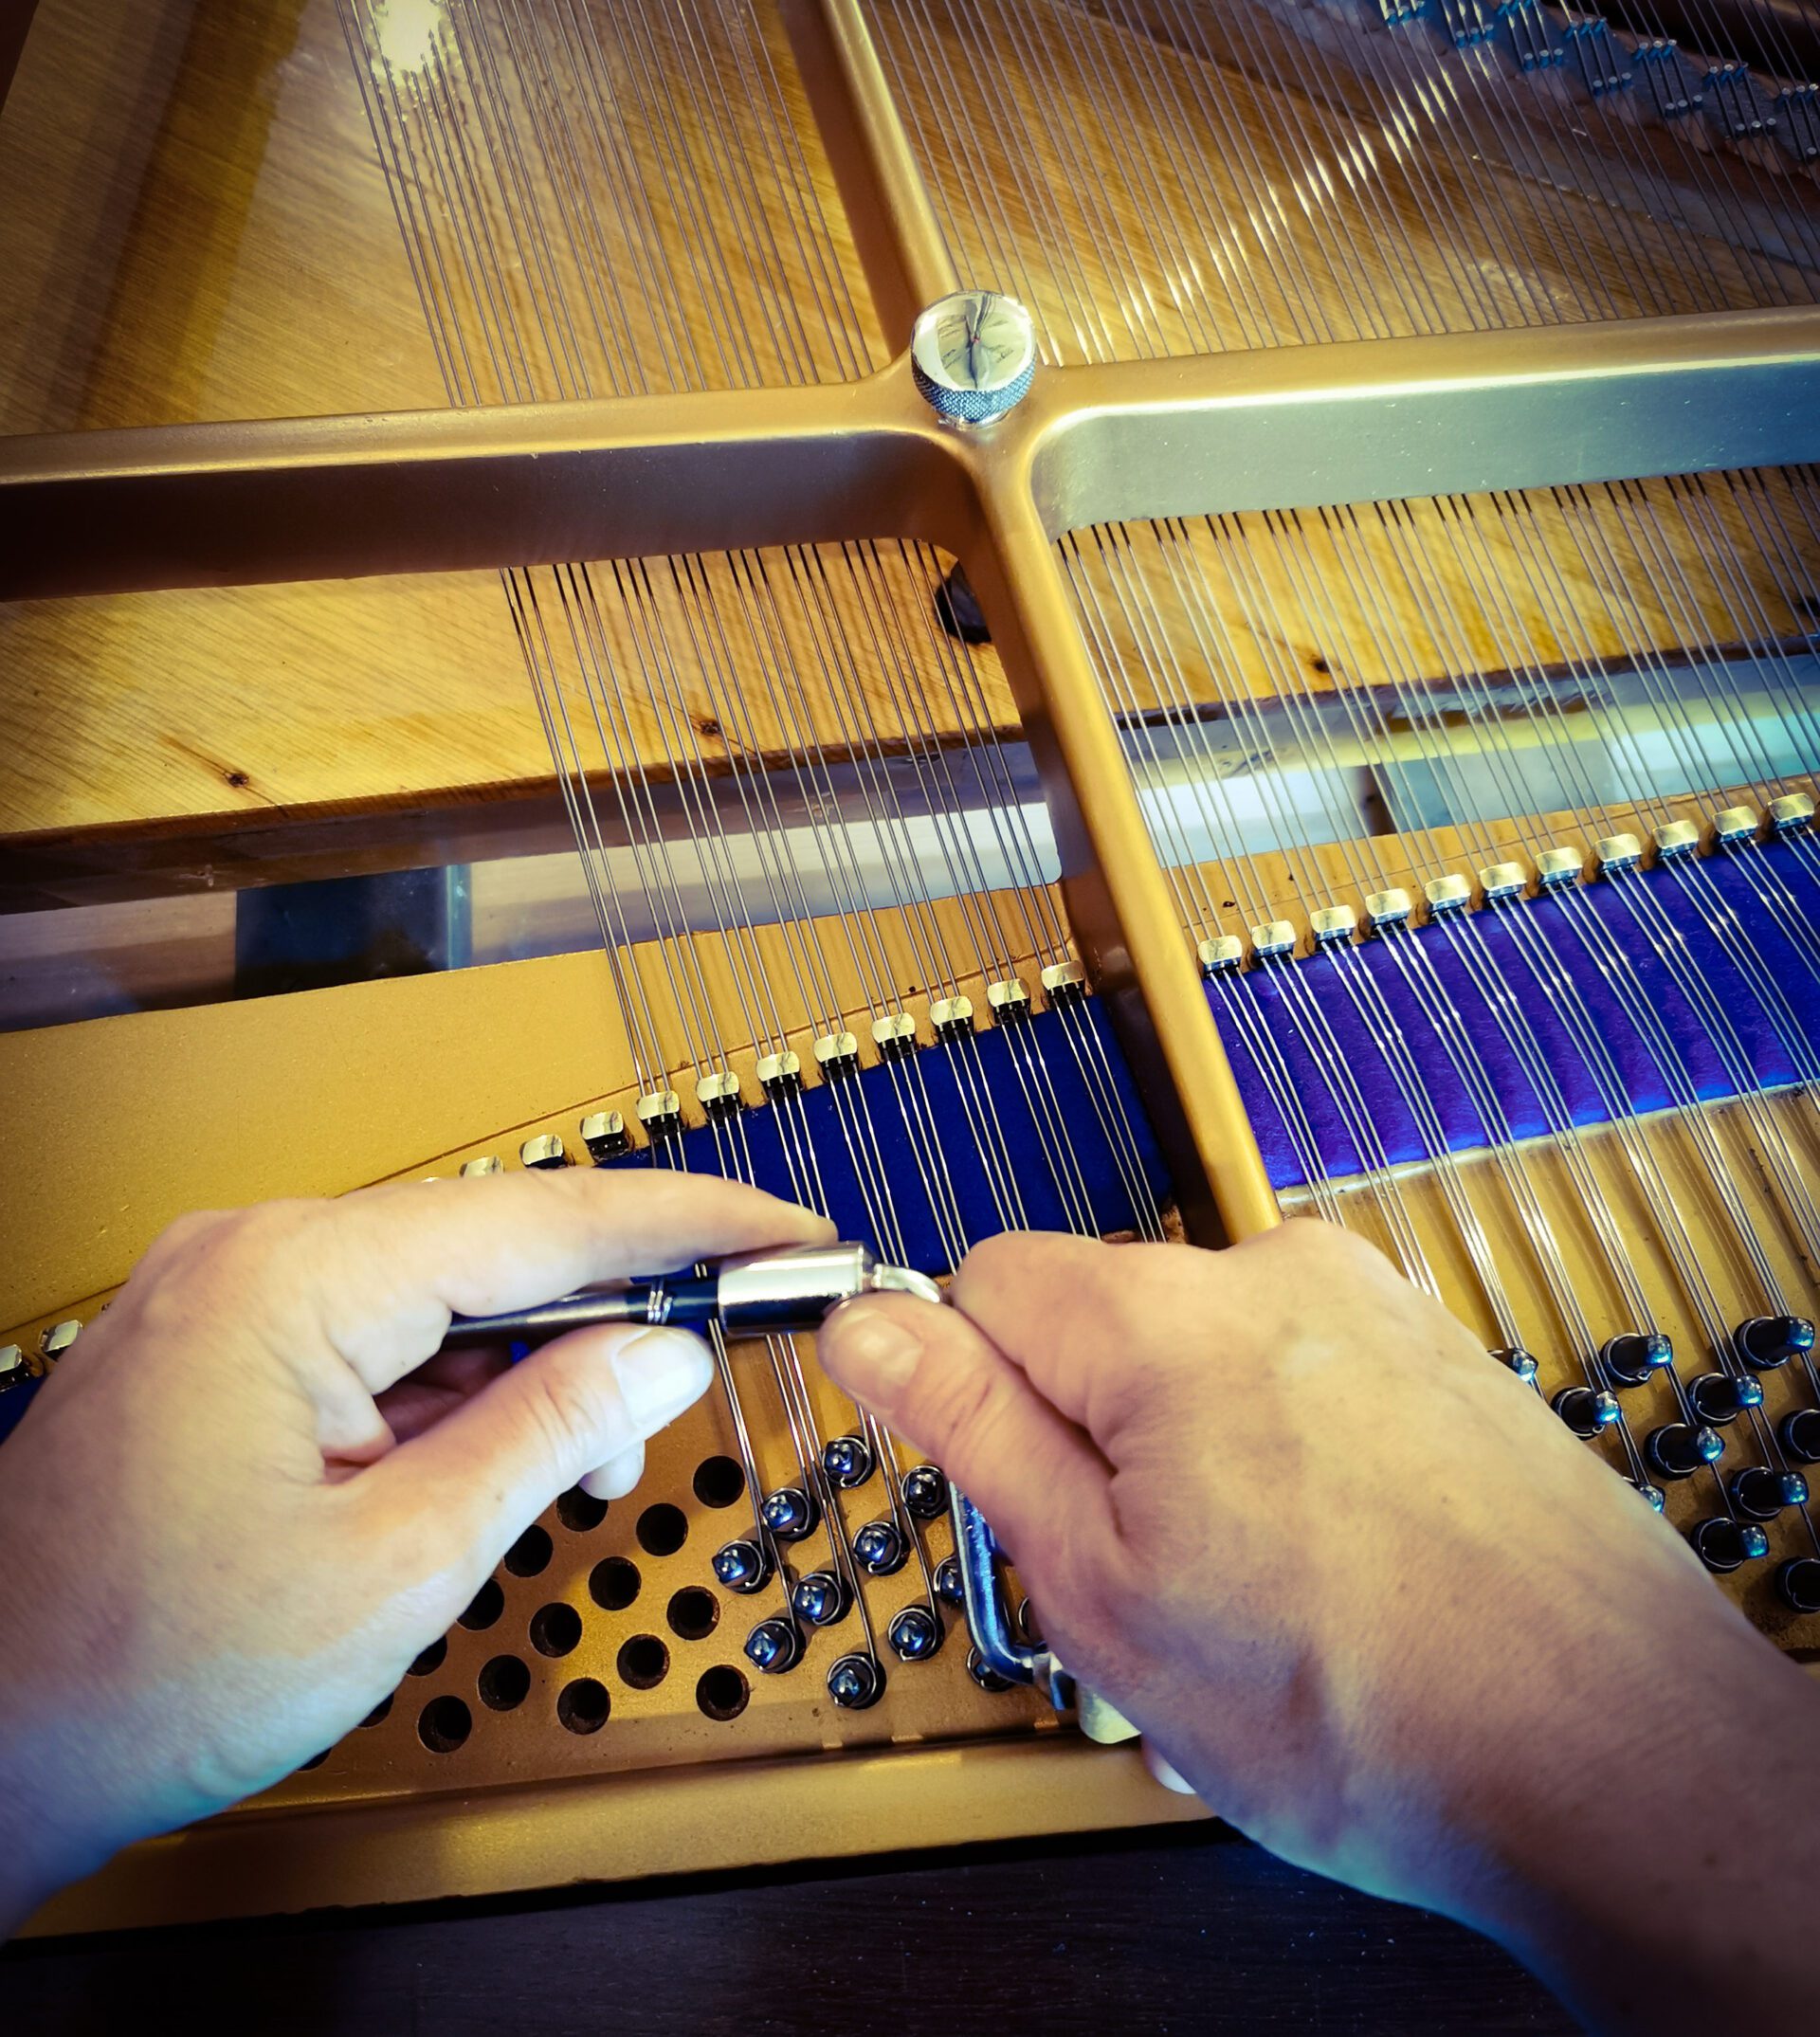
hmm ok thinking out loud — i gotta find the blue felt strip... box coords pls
[1212,839,1820,1191]
[606,998,1173,1275]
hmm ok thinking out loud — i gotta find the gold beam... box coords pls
[6,311,1817,600]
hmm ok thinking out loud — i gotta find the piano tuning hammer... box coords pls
[441,1242,942,1351]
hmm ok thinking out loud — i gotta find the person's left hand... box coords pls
[0,1169,830,1929]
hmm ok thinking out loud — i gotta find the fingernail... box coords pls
[820,1302,924,1407]
[611,1329,714,1431]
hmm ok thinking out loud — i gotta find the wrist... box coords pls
[1438,1601,1820,2032]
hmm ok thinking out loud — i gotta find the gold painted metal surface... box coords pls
[7,313,1820,602]
[3,0,1818,1936]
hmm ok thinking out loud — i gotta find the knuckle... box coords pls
[519,1354,617,1466]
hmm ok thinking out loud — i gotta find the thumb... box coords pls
[817,1294,1116,1574]
[359,1323,714,1555]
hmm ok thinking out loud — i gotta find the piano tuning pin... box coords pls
[759,1486,818,1541]
[1436,0,1498,49]
[1729,1468,1809,1523]
[790,1571,847,1628]
[1553,1385,1620,1438]
[1016,1596,1043,1646]
[1688,1372,1764,1426]
[826,1652,884,1710]
[1647,1423,1726,1481]
[1632,1481,1666,1515]
[852,1520,907,1577]
[935,1556,964,1607]
[0,1344,28,1390]
[811,1031,860,1081]
[1775,85,1820,166]
[1503,0,1566,73]
[1777,1410,1820,1464]
[1702,61,1776,141]
[901,1464,949,1520]
[887,1606,941,1662]
[634,1089,683,1141]
[1497,1347,1539,1384]
[1768,791,1816,833]
[712,1539,770,1594]
[929,995,974,1042]
[40,1319,82,1363]
[966,1646,1014,1695]
[821,1433,875,1488]
[519,1134,569,1170]
[1634,37,1702,121]
[1775,1559,1820,1616]
[1734,1316,1815,1372]
[1691,1518,1770,1574]
[1600,1331,1673,1389]
[579,1110,632,1163]
[1710,805,1760,846]
[743,1617,802,1676]
[695,1070,742,1121]
[1564,17,1631,100]
[871,1012,918,1063]
[460,1155,502,1177]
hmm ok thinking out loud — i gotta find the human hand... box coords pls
[0,1170,829,1931]
[818,1220,1820,2035]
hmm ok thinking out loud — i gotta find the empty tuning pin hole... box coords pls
[477,1655,532,1712]
[417,1695,473,1754]
[666,1587,719,1641]
[556,1488,610,1534]
[589,1556,642,1610]
[458,1579,504,1631]
[503,1525,553,1577]
[530,1602,583,1658]
[636,1502,689,1556]
[617,1634,670,1689]
[695,1664,750,1722]
[692,1456,746,1508]
[556,1678,610,1735]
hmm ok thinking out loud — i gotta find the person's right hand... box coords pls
[818,1220,1820,2037]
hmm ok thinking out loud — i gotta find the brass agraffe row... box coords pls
[4,0,1819,1252]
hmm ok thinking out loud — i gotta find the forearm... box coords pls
[1463,1616,1820,2035]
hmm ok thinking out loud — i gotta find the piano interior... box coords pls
[0,0,1815,1931]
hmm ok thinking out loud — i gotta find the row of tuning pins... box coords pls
[711,1453,1028,1708]
[1198,797,1816,976]
[1500,1310,1820,1612]
[454,967,1089,1179]
[1368,0,1819,162]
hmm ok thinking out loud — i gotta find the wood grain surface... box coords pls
[3,0,1814,883]
[0,1824,1576,2037]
